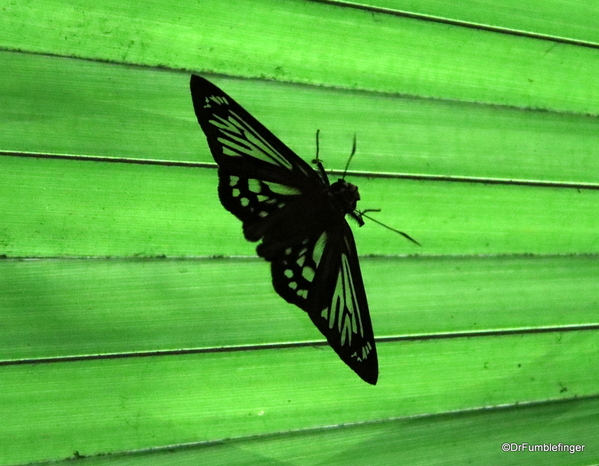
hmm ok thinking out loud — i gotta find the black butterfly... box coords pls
[190,75,384,384]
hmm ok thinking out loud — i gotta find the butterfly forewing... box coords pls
[190,75,378,384]
[268,225,377,384]
[190,76,320,188]
[308,222,378,384]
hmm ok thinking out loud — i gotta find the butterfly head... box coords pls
[329,179,360,213]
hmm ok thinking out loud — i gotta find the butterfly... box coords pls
[190,75,389,384]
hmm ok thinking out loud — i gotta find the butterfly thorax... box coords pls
[327,179,360,215]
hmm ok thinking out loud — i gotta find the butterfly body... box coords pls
[190,75,378,384]
[256,180,359,257]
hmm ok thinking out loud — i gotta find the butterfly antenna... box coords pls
[342,134,357,180]
[312,129,329,183]
[360,210,421,246]
[315,129,321,162]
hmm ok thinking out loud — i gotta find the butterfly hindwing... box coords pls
[216,172,298,241]
[190,75,378,384]
[269,231,325,310]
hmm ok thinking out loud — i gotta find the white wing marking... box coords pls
[207,110,293,169]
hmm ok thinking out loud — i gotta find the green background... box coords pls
[1,0,598,464]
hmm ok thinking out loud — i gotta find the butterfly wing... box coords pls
[312,222,378,384]
[190,75,324,241]
[190,75,378,384]
[270,221,378,384]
